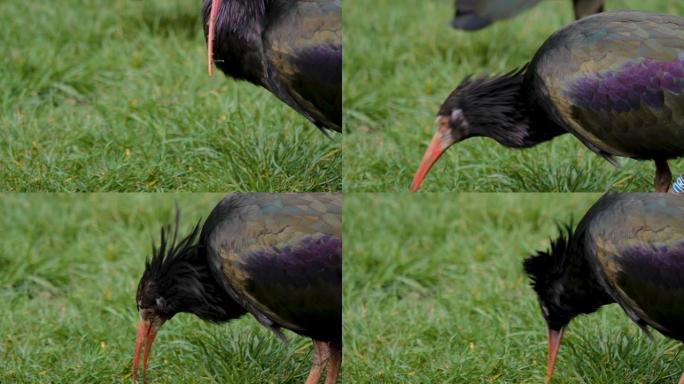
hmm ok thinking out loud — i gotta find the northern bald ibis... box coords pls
[524,193,684,383]
[203,0,342,133]
[132,193,342,384]
[452,0,604,30]
[411,11,684,192]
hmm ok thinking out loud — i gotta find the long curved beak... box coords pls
[132,319,160,384]
[409,119,455,192]
[545,327,564,384]
[207,0,221,76]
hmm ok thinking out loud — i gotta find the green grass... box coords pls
[0,1,340,192]
[343,193,683,383]
[343,0,684,192]
[0,194,315,383]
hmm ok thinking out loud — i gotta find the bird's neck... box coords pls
[167,246,247,323]
[466,73,567,148]
[515,111,568,148]
[556,229,615,317]
[202,0,270,85]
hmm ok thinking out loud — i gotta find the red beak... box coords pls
[132,320,159,384]
[207,0,221,76]
[409,120,455,192]
[545,327,564,384]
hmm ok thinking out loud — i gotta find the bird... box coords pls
[131,193,342,384]
[410,10,684,192]
[451,0,604,31]
[203,0,342,133]
[523,193,684,383]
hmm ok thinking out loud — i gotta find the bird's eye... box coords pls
[451,109,464,123]
[155,297,166,308]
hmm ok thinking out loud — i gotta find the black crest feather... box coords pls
[440,65,528,116]
[445,65,527,105]
[439,64,567,148]
[145,209,202,280]
[523,222,575,292]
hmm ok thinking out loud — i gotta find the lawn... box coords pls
[343,0,684,192]
[0,1,340,192]
[343,193,683,383]
[0,194,314,383]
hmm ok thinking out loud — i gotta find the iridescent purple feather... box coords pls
[566,55,684,112]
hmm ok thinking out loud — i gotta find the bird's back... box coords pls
[263,0,341,132]
[201,193,341,342]
[584,193,684,340]
[530,11,684,159]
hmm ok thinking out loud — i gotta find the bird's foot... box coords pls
[323,342,342,384]
[305,340,331,384]
[654,159,672,192]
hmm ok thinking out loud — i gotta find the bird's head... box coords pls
[409,67,530,191]
[523,224,610,384]
[523,229,575,384]
[131,217,202,383]
[131,211,246,383]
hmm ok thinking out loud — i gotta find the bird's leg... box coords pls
[679,370,684,384]
[654,159,672,192]
[323,341,342,384]
[305,340,330,384]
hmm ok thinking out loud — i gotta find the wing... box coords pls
[202,193,341,339]
[531,11,684,160]
[240,233,341,341]
[263,0,341,132]
[586,193,684,339]
[452,0,541,30]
